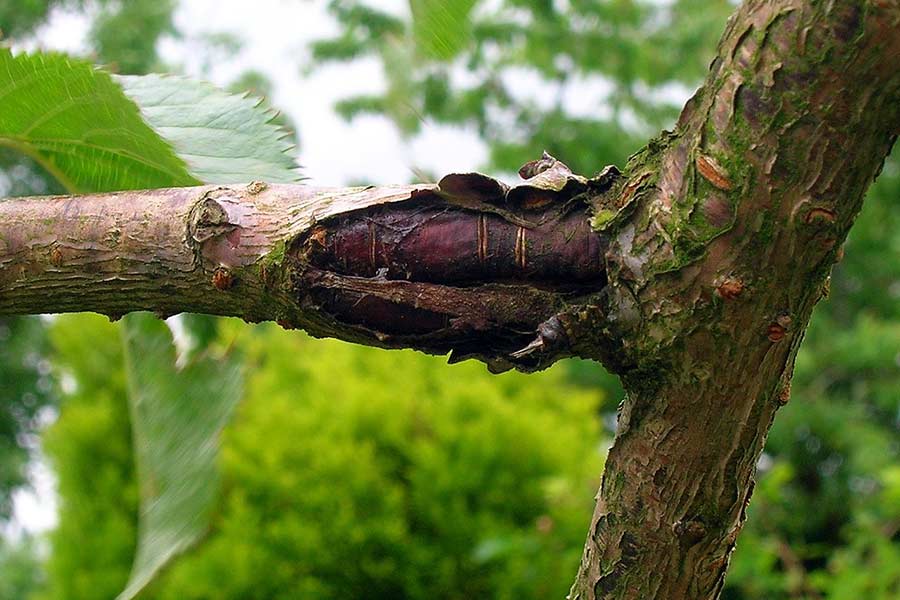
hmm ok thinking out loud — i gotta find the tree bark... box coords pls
[0,164,619,373]
[0,0,898,598]
[567,0,900,598]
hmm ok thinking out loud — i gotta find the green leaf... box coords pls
[0,49,198,193]
[118,313,242,600]
[109,75,300,597]
[0,50,301,193]
[0,49,294,600]
[118,74,300,184]
[409,0,478,60]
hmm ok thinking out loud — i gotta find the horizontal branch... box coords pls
[0,158,621,372]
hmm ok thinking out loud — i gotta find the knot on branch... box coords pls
[189,190,236,243]
[186,187,245,271]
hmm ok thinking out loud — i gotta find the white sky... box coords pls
[164,0,491,184]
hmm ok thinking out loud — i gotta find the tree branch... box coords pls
[568,0,899,598]
[0,161,620,372]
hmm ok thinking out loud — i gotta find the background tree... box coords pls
[0,1,898,599]
[311,0,734,176]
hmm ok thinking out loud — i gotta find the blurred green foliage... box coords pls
[39,316,138,600]
[0,0,68,40]
[38,316,604,600]
[90,0,177,75]
[0,0,173,74]
[1,0,898,598]
[0,317,54,521]
[312,0,734,174]
[409,0,478,60]
[0,535,44,600]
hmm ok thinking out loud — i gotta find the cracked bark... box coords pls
[0,162,620,372]
[0,0,898,597]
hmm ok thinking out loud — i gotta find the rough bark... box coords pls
[0,0,898,598]
[568,0,900,598]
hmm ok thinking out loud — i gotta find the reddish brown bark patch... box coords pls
[287,158,617,372]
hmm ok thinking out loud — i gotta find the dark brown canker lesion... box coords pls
[288,153,621,372]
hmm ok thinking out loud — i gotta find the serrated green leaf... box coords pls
[0,49,288,600]
[0,49,198,192]
[0,50,301,194]
[119,74,301,184]
[118,313,242,600]
[409,0,478,60]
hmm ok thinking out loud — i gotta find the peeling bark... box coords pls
[0,158,620,372]
[0,0,898,598]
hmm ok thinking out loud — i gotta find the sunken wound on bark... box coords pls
[285,155,624,373]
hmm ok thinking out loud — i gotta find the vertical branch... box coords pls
[0,157,620,372]
[570,0,900,598]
